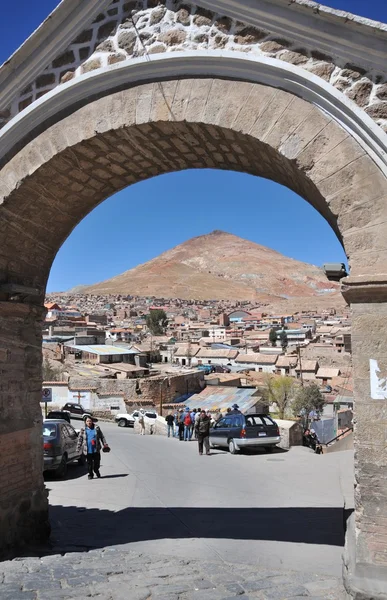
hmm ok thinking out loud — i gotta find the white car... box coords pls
[115,413,135,427]
[115,410,158,428]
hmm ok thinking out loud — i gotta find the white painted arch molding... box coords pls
[1,51,387,176]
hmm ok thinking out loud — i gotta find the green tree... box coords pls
[269,328,278,347]
[279,330,288,350]
[146,309,168,335]
[42,357,62,382]
[265,375,294,419]
[292,383,326,419]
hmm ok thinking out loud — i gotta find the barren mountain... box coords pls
[82,231,342,302]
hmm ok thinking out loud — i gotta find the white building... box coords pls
[234,353,278,373]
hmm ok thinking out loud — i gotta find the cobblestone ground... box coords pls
[1,548,348,600]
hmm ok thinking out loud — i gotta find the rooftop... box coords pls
[68,344,138,356]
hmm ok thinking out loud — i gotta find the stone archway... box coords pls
[1,76,387,598]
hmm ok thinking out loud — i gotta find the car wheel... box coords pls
[228,439,238,454]
[56,454,68,478]
[264,446,274,453]
[118,419,127,428]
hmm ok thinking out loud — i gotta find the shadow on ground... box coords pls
[25,504,353,556]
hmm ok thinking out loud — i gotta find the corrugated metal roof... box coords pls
[68,344,138,356]
[184,386,262,413]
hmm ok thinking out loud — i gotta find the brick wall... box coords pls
[0,302,49,556]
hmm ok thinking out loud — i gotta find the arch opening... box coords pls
[1,77,387,598]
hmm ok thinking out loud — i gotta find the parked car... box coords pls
[46,410,71,424]
[61,402,93,420]
[133,410,158,422]
[210,413,280,454]
[115,413,136,428]
[43,419,84,477]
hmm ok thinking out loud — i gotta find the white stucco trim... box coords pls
[1,51,387,176]
[1,0,387,114]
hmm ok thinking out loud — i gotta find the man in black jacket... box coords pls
[195,410,211,455]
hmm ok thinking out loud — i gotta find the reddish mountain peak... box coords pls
[83,232,341,302]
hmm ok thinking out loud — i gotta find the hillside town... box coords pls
[43,291,352,445]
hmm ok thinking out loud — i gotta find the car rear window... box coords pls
[145,413,157,419]
[246,415,275,427]
[43,424,57,437]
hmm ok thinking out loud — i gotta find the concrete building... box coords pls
[234,353,278,373]
[66,344,138,365]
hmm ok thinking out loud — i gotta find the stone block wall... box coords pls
[2,0,387,131]
[0,302,49,556]
[69,371,205,411]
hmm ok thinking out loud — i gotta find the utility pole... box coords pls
[159,376,168,416]
[297,344,304,387]
[187,337,192,368]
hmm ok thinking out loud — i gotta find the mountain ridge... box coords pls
[78,230,341,302]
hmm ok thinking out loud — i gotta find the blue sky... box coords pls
[1,1,386,292]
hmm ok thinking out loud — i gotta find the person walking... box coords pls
[195,409,211,456]
[190,408,196,439]
[77,417,109,480]
[138,412,146,435]
[178,409,185,441]
[184,409,192,441]
[194,407,201,439]
[165,412,175,438]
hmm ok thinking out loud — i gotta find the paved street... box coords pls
[2,421,353,599]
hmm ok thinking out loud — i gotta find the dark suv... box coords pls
[210,413,280,454]
[61,403,92,420]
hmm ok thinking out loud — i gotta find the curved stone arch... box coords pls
[1,75,387,290]
[1,52,387,173]
[1,76,387,598]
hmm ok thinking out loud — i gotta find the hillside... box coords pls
[81,231,342,302]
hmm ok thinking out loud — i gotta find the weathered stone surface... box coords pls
[346,81,373,108]
[365,102,387,119]
[73,29,94,44]
[193,32,208,44]
[60,71,75,84]
[234,26,266,45]
[375,83,387,101]
[158,29,186,45]
[260,40,286,54]
[150,6,166,25]
[308,62,335,81]
[96,40,114,52]
[193,7,214,27]
[214,16,232,33]
[279,49,309,65]
[36,73,56,88]
[175,7,190,25]
[108,53,126,64]
[52,50,75,69]
[2,0,386,131]
[147,44,166,55]
[97,20,118,41]
[118,30,137,53]
[81,59,102,74]
[0,79,387,600]
[211,34,228,49]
